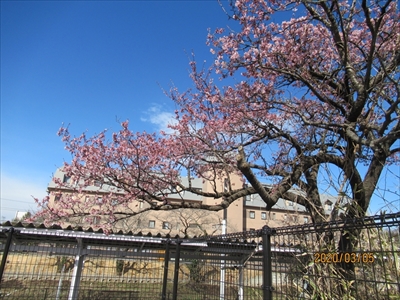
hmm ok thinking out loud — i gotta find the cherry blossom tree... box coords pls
[36,0,399,229]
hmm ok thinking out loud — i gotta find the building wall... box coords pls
[47,169,328,236]
[48,191,309,236]
[243,207,310,230]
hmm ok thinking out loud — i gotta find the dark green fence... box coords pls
[1,212,399,299]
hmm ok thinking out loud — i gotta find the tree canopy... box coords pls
[36,0,400,228]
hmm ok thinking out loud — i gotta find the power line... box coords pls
[0,198,38,204]
[1,207,35,211]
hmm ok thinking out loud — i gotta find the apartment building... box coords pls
[47,168,335,236]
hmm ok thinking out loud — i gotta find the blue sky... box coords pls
[1,1,398,222]
[1,0,238,221]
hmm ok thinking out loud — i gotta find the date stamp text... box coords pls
[314,252,375,264]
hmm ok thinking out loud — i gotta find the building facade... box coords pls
[47,168,335,236]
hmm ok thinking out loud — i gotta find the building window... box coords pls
[325,202,333,211]
[55,195,61,202]
[224,178,229,192]
[287,201,294,206]
[284,214,287,221]
[249,211,255,219]
[94,180,101,187]
[189,223,199,228]
[63,175,71,183]
[192,187,202,193]
[139,201,144,209]
[85,196,90,203]
[293,216,298,223]
[111,199,118,206]
[261,212,267,220]
[304,217,309,224]
[162,222,170,229]
[96,197,103,204]
[271,213,276,220]
[149,220,155,228]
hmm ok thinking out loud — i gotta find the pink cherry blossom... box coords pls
[35,0,400,228]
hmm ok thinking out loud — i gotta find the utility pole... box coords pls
[220,207,227,300]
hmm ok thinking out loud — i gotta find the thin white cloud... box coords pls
[0,173,48,221]
[142,105,177,134]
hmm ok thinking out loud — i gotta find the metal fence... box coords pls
[268,213,400,300]
[1,212,399,300]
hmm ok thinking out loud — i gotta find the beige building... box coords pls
[47,168,334,236]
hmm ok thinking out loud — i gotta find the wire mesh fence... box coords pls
[266,213,400,300]
[1,212,399,300]
[0,227,263,300]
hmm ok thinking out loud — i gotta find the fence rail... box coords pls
[1,212,399,299]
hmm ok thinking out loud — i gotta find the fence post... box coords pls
[238,266,244,300]
[261,225,275,300]
[172,240,181,300]
[0,227,14,282]
[220,219,226,300]
[68,238,85,300]
[161,240,171,300]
